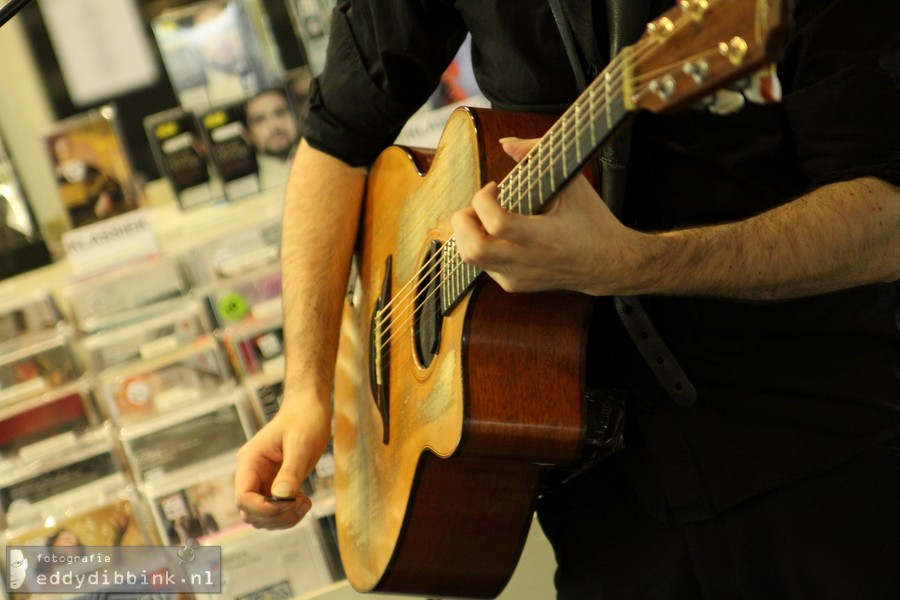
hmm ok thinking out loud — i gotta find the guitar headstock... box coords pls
[625,0,791,113]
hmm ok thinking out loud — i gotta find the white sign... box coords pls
[62,210,159,275]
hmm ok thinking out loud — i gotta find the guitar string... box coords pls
[372,41,719,359]
[371,9,722,334]
[373,46,726,363]
[374,21,728,357]
[368,48,647,348]
[369,33,663,332]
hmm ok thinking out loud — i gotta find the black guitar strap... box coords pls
[549,0,697,407]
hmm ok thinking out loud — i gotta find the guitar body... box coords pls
[334,107,595,598]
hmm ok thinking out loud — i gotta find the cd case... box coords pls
[0,427,123,528]
[179,217,281,287]
[204,521,333,600]
[3,488,153,548]
[220,314,283,379]
[0,330,82,402]
[64,256,187,333]
[43,106,140,228]
[0,291,61,340]
[119,388,254,483]
[98,335,233,424]
[81,298,209,373]
[141,454,244,546]
[243,370,282,425]
[0,379,98,461]
[199,263,282,328]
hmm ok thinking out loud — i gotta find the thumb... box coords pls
[498,136,540,162]
[270,449,306,500]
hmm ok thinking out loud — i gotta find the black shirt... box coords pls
[300,0,900,522]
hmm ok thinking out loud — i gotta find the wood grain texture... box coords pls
[333,107,593,598]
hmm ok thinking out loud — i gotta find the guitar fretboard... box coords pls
[440,54,632,314]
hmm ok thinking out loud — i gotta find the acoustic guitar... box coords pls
[333,1,791,597]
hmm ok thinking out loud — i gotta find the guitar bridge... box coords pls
[369,255,391,444]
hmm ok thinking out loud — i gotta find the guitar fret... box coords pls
[574,103,582,164]
[605,71,613,129]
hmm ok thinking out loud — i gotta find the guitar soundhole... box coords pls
[413,240,443,369]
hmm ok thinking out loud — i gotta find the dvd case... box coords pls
[179,217,281,287]
[81,299,209,373]
[151,0,284,111]
[43,106,140,229]
[63,256,187,334]
[118,389,254,483]
[198,100,260,200]
[97,335,233,424]
[144,107,223,209]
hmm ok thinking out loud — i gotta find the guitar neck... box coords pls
[438,0,792,313]
[440,52,633,314]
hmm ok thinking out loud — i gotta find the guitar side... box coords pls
[334,107,593,598]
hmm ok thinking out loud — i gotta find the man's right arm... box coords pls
[234,139,366,529]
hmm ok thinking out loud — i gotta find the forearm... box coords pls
[280,140,366,406]
[630,177,900,300]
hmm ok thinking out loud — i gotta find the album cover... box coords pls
[199,264,282,328]
[0,380,97,460]
[63,256,187,334]
[234,87,300,190]
[0,136,51,280]
[119,390,254,483]
[43,107,140,229]
[4,494,150,549]
[151,0,284,111]
[142,455,243,546]
[179,217,281,287]
[0,291,60,341]
[0,330,82,402]
[144,107,222,209]
[98,335,233,425]
[220,314,283,379]
[81,299,208,373]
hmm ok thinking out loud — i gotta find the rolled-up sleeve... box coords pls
[299,0,468,166]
